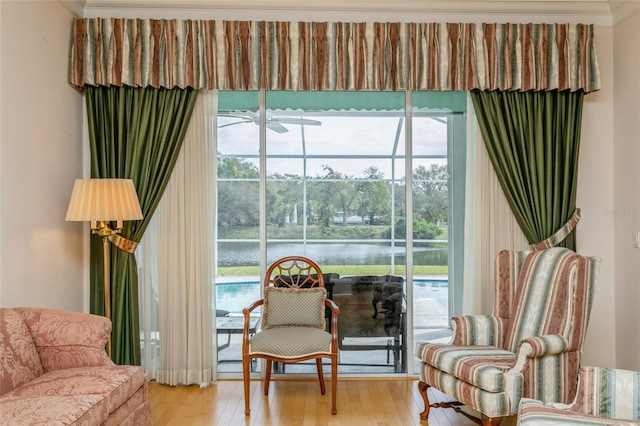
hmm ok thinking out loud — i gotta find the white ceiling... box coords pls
[67,0,640,26]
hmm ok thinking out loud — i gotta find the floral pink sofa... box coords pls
[0,307,152,425]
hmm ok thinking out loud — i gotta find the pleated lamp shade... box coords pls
[66,179,143,222]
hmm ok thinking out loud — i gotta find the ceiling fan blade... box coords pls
[266,122,289,133]
[218,112,320,133]
[273,117,322,126]
[245,110,260,122]
[217,119,252,128]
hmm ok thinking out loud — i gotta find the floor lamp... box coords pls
[66,178,143,356]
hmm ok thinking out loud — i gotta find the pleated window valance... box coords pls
[69,19,600,93]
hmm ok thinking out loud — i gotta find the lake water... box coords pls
[218,241,448,266]
[215,277,448,313]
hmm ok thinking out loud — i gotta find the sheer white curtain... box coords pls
[462,95,529,315]
[138,90,218,385]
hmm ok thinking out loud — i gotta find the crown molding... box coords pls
[61,0,87,17]
[608,0,640,25]
[81,0,619,26]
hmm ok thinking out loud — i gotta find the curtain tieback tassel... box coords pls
[108,234,139,254]
[531,209,581,251]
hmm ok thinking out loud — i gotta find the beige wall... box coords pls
[0,1,86,311]
[0,1,635,370]
[578,27,618,368]
[612,10,640,371]
[545,20,639,372]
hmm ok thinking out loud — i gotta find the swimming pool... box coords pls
[215,277,448,313]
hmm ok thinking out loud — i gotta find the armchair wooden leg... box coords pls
[316,358,326,395]
[242,355,251,416]
[264,359,273,396]
[331,353,338,415]
[417,381,431,420]
[480,414,503,426]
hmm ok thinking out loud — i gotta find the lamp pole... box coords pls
[93,220,124,357]
[103,234,112,356]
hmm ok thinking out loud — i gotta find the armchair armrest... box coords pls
[519,335,571,357]
[325,299,340,352]
[242,299,264,351]
[14,307,113,371]
[243,299,264,316]
[510,335,571,374]
[242,299,264,330]
[450,315,508,346]
[508,335,578,405]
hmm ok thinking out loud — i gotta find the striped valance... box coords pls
[69,19,600,93]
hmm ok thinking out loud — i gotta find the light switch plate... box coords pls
[635,232,640,249]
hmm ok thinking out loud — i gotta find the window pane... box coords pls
[266,123,304,156]
[217,180,259,233]
[410,97,466,364]
[266,158,304,177]
[412,115,448,157]
[303,115,402,155]
[217,115,259,156]
[305,159,397,179]
[266,178,304,239]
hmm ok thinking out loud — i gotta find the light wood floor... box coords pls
[148,378,481,425]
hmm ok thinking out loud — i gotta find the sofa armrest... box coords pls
[450,315,508,346]
[14,308,113,372]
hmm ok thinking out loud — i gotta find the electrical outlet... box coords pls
[635,232,640,249]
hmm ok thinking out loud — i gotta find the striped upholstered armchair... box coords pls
[518,366,640,425]
[415,247,600,426]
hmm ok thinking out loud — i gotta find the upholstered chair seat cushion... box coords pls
[416,343,517,392]
[421,365,513,418]
[250,327,332,358]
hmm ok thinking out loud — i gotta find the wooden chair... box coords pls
[415,247,600,425]
[242,256,340,415]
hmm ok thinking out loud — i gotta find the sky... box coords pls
[217,111,449,180]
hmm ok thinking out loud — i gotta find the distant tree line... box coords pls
[217,156,448,239]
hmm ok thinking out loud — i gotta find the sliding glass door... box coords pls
[214,91,466,376]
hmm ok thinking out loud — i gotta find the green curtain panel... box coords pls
[470,89,584,250]
[85,86,198,365]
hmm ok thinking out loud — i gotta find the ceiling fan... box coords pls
[218,111,321,133]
